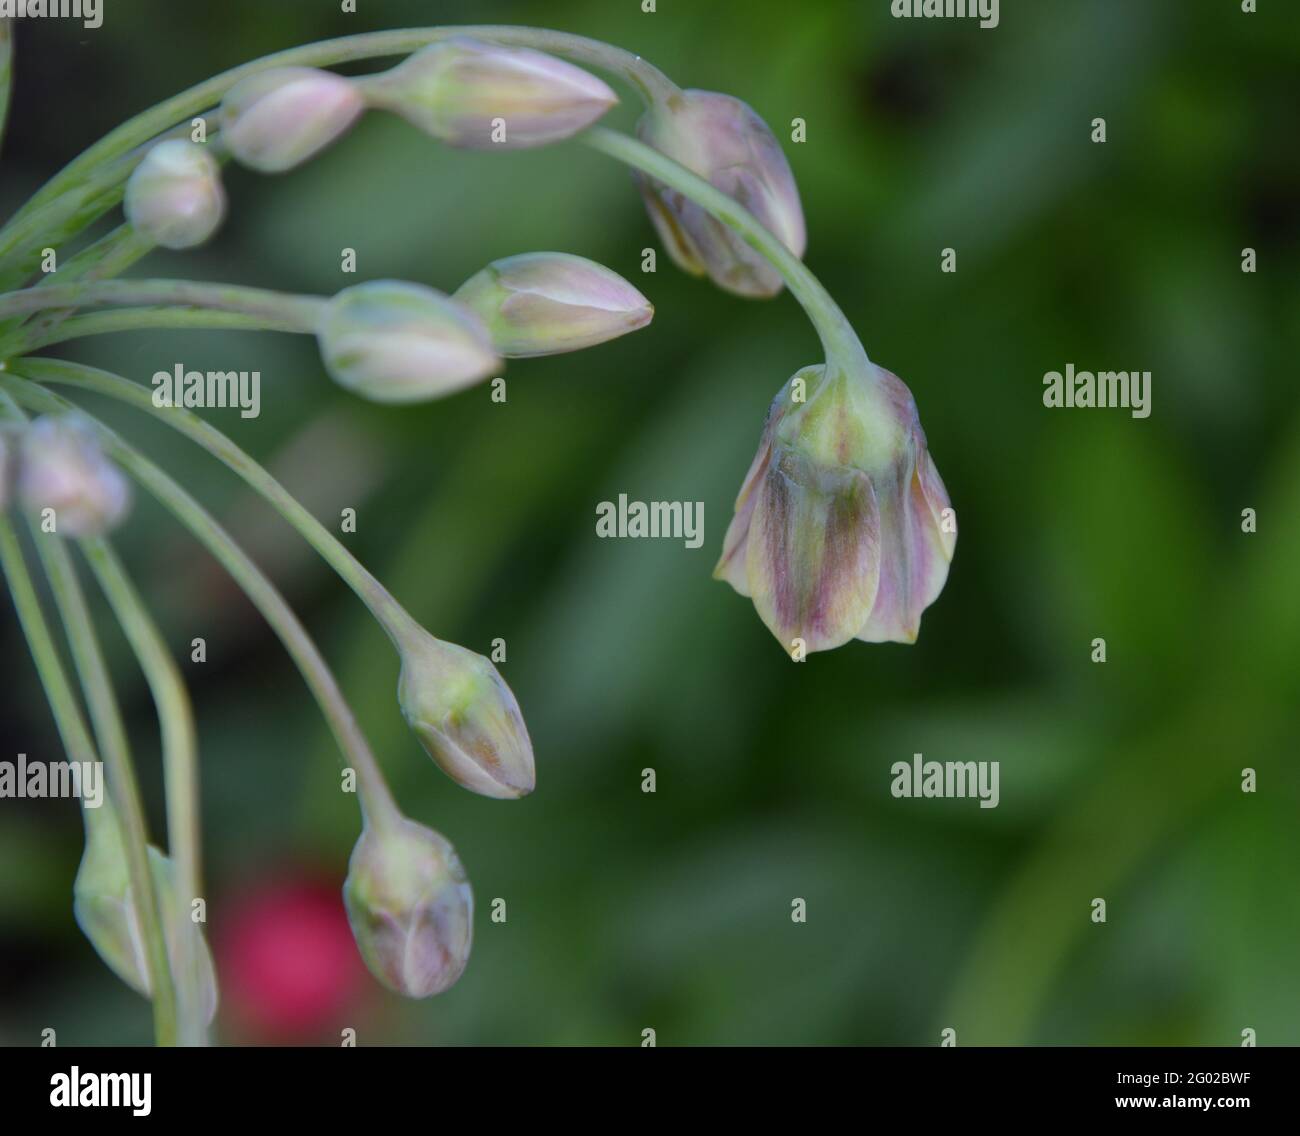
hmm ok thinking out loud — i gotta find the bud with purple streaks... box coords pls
[343,817,473,998]
[123,139,226,249]
[714,362,955,652]
[360,37,617,150]
[454,252,653,357]
[316,280,500,403]
[18,414,130,536]
[397,628,535,799]
[221,66,365,173]
[636,90,806,298]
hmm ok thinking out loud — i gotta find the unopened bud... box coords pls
[454,252,653,357]
[397,628,535,799]
[123,139,226,249]
[316,280,500,403]
[18,414,130,537]
[361,37,616,149]
[221,66,365,173]
[636,90,806,298]
[74,813,218,1025]
[343,817,473,999]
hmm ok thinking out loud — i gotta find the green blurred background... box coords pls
[1,0,1298,1046]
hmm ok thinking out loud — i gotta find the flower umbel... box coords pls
[636,90,806,298]
[454,251,653,357]
[715,363,955,653]
[361,37,617,149]
[343,817,473,999]
[397,628,535,800]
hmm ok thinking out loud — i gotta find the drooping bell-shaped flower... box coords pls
[221,66,365,173]
[396,628,535,799]
[343,817,473,998]
[635,90,806,298]
[17,414,130,536]
[454,252,653,357]
[123,139,226,249]
[73,808,219,1026]
[360,37,616,149]
[715,362,955,652]
[316,280,500,402]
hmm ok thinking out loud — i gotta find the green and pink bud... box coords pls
[17,414,130,537]
[220,66,365,173]
[714,363,955,653]
[454,252,653,357]
[316,280,500,403]
[360,38,617,150]
[343,817,473,998]
[123,139,226,249]
[636,90,806,298]
[397,629,535,799]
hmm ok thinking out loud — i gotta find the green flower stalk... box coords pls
[122,140,226,250]
[358,37,617,149]
[454,252,653,358]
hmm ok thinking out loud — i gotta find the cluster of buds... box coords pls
[0,413,130,537]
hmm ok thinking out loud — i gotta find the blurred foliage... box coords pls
[1,0,1298,1046]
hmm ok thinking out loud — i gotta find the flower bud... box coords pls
[636,90,806,298]
[74,813,218,1025]
[361,37,616,149]
[343,817,473,998]
[220,66,365,173]
[397,629,535,799]
[454,252,653,357]
[123,139,226,249]
[714,362,955,652]
[316,280,500,403]
[18,414,130,537]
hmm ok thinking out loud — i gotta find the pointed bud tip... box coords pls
[221,66,365,173]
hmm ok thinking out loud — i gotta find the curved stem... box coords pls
[0,17,13,151]
[17,357,420,647]
[77,536,206,1046]
[1,371,402,835]
[0,513,177,1045]
[0,278,325,326]
[7,308,309,356]
[582,127,868,370]
[4,26,677,240]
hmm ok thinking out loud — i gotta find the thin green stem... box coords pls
[582,127,868,370]
[78,536,206,1047]
[1,371,402,834]
[0,17,13,151]
[0,513,177,1046]
[7,308,308,356]
[17,357,420,646]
